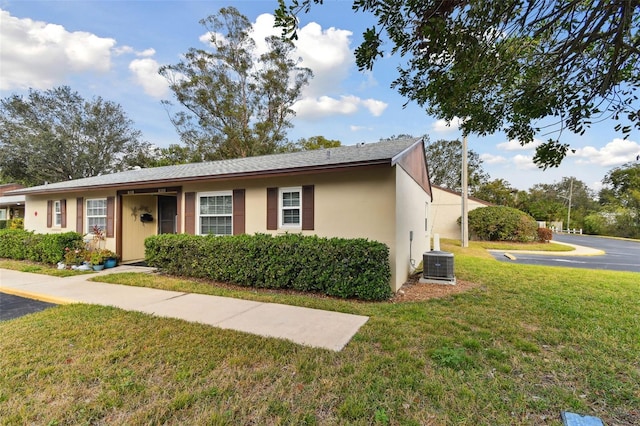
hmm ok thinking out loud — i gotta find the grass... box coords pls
[1,244,639,425]
[0,259,94,277]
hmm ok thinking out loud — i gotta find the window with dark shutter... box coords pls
[233,189,245,235]
[106,197,115,238]
[266,187,278,230]
[76,198,83,234]
[60,199,67,228]
[46,200,53,228]
[302,185,314,230]
[185,192,196,234]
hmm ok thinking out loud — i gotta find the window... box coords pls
[53,200,62,226]
[280,187,301,228]
[86,198,107,234]
[0,209,6,220]
[198,192,232,235]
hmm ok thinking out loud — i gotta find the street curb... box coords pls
[0,287,77,305]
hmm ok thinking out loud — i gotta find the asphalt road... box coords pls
[490,233,640,273]
[0,292,57,321]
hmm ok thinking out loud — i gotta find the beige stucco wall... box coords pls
[183,166,401,288]
[394,166,431,291]
[430,187,488,240]
[24,192,117,252]
[25,164,427,292]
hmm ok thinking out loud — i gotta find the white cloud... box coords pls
[573,138,640,167]
[0,9,116,90]
[360,99,388,116]
[128,58,169,98]
[350,125,372,132]
[194,14,385,120]
[513,154,538,170]
[137,48,156,58]
[431,117,464,133]
[480,153,507,165]
[293,95,387,120]
[496,138,542,151]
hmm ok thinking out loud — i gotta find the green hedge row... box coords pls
[0,229,83,264]
[145,233,392,301]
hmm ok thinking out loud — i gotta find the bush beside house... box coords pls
[145,233,392,301]
[465,206,539,242]
[0,229,83,264]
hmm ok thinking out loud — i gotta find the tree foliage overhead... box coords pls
[424,138,489,194]
[276,0,640,169]
[160,7,312,162]
[0,86,149,186]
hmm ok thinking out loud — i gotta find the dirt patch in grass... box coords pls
[391,273,482,302]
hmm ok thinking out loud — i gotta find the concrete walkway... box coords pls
[489,241,605,258]
[0,266,368,352]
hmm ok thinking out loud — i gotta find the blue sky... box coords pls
[1,0,639,192]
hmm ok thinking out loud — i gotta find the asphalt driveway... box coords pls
[490,233,640,273]
[0,292,57,321]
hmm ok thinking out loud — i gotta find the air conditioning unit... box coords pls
[423,251,455,284]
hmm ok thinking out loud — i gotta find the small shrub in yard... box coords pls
[145,233,392,301]
[464,206,538,242]
[0,229,83,264]
[537,227,553,242]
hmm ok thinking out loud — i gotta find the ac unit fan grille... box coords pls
[423,251,454,280]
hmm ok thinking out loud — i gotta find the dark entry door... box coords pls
[157,195,177,234]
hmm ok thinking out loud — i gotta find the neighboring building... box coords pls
[430,185,492,240]
[0,183,25,224]
[8,138,432,292]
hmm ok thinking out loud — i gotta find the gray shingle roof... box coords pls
[11,138,420,195]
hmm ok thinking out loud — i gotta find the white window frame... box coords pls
[53,200,62,227]
[279,187,302,229]
[198,191,233,236]
[0,209,6,221]
[86,198,107,234]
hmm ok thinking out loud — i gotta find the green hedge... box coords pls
[0,229,83,264]
[145,233,392,301]
[465,206,538,242]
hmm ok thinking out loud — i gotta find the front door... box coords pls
[158,195,177,234]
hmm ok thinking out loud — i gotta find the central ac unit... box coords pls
[423,250,455,283]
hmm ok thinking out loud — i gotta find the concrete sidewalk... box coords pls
[0,267,368,351]
[489,241,605,258]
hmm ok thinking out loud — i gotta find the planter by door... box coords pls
[104,258,117,268]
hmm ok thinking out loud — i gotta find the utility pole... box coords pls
[566,177,573,231]
[461,134,469,247]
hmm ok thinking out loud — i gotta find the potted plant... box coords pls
[90,250,106,271]
[102,249,119,268]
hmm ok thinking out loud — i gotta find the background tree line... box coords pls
[420,137,640,239]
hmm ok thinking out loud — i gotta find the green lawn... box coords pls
[1,243,638,425]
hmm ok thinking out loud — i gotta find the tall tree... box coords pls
[0,86,149,186]
[599,162,640,235]
[160,7,312,161]
[276,0,640,169]
[474,179,519,207]
[523,177,597,227]
[295,135,341,151]
[425,139,489,194]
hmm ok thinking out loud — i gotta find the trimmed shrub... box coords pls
[537,227,553,242]
[465,206,538,242]
[0,229,83,264]
[0,229,31,260]
[145,233,392,301]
